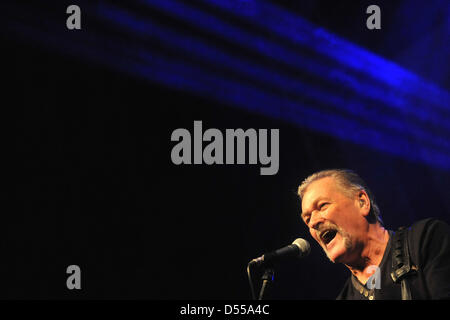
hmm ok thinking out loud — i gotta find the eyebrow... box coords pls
[301,196,328,219]
[300,211,308,221]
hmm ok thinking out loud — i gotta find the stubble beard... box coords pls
[322,225,354,264]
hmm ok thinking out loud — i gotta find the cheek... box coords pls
[332,209,363,238]
[309,228,319,242]
[328,206,352,225]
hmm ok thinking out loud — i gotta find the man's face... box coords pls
[301,177,367,264]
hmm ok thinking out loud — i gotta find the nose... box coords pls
[308,210,323,231]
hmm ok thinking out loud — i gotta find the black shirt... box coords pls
[337,218,450,300]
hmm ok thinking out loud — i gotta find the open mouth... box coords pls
[320,229,337,246]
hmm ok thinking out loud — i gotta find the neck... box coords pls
[345,223,389,284]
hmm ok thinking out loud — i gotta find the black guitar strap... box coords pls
[390,227,418,300]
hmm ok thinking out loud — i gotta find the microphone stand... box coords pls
[258,268,274,300]
[247,262,275,300]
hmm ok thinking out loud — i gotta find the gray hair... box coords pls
[298,169,383,225]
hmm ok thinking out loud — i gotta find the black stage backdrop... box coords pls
[3,0,450,300]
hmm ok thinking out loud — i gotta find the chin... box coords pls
[324,231,354,264]
[325,244,348,264]
[326,252,342,264]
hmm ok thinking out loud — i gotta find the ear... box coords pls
[357,190,371,217]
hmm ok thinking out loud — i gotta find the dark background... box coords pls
[3,0,449,299]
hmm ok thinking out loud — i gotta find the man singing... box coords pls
[298,169,450,299]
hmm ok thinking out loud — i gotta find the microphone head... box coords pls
[292,238,311,258]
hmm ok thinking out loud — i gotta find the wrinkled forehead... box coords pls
[301,177,343,211]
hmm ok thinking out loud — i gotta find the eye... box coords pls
[303,214,310,225]
[319,202,329,210]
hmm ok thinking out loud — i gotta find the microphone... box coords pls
[250,238,311,267]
